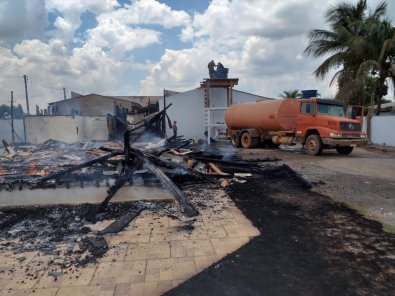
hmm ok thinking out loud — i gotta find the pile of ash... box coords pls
[0,200,173,269]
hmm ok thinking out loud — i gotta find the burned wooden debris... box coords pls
[0,104,314,272]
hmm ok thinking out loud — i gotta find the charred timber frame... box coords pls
[118,105,198,217]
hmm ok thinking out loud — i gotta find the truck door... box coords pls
[346,105,364,124]
[296,101,315,139]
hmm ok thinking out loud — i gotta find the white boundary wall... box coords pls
[25,115,109,144]
[370,115,395,147]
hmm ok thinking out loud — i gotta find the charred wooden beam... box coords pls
[134,149,218,183]
[98,207,144,234]
[100,157,142,210]
[142,157,197,217]
[32,151,121,185]
[128,148,197,216]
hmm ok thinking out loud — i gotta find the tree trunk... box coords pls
[375,74,387,116]
[366,88,376,141]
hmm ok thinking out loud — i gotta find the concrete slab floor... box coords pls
[0,186,260,296]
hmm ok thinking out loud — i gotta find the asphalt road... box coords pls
[240,145,395,230]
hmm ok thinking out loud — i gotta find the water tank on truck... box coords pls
[225,98,299,131]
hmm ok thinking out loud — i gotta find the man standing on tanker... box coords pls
[208,60,216,78]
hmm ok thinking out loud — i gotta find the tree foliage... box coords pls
[280,90,301,98]
[305,0,395,114]
[0,104,24,119]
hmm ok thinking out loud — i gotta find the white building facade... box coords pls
[159,86,272,141]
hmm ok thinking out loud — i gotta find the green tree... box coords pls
[0,104,9,118]
[15,104,24,119]
[279,90,300,98]
[0,104,25,119]
[304,0,395,112]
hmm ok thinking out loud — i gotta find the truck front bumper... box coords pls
[322,138,369,147]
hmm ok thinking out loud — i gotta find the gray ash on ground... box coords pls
[0,200,171,269]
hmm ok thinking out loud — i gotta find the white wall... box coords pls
[0,119,25,144]
[159,88,270,140]
[160,88,205,140]
[25,116,109,144]
[370,116,395,146]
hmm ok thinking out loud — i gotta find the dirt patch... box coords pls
[166,167,395,296]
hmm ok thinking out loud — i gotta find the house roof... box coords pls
[48,93,143,107]
[158,87,273,100]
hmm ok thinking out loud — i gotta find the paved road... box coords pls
[239,145,395,230]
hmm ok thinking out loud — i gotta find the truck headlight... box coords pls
[330,132,342,138]
[360,134,367,138]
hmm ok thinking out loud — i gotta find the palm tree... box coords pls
[304,0,394,111]
[356,21,395,137]
[279,90,300,98]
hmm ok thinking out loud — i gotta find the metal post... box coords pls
[63,88,66,100]
[124,131,131,167]
[10,91,15,144]
[163,89,166,136]
[23,75,30,115]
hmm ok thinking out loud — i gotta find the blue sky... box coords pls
[0,0,394,110]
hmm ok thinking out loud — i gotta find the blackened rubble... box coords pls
[0,136,294,281]
[0,202,145,267]
[1,106,320,288]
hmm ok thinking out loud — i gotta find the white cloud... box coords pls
[87,16,161,58]
[146,0,340,98]
[0,0,47,45]
[0,38,129,108]
[45,0,119,43]
[141,46,214,94]
[0,0,193,108]
[97,0,190,29]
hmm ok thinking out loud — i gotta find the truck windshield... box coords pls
[317,103,345,117]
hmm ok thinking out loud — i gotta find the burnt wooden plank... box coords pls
[98,207,144,234]
[100,157,143,210]
[33,151,121,185]
[142,157,198,217]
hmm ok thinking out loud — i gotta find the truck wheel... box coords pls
[241,132,257,149]
[304,134,323,156]
[231,132,241,147]
[336,147,353,155]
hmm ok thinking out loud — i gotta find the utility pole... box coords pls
[10,91,15,144]
[23,75,30,115]
[63,87,66,100]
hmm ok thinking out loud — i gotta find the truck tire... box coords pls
[231,132,241,147]
[241,132,258,149]
[336,146,353,155]
[304,134,323,156]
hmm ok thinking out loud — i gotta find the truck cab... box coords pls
[295,98,368,155]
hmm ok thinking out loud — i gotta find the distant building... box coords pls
[159,78,272,141]
[48,93,161,117]
[25,93,162,144]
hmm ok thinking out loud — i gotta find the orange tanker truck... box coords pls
[225,97,368,155]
